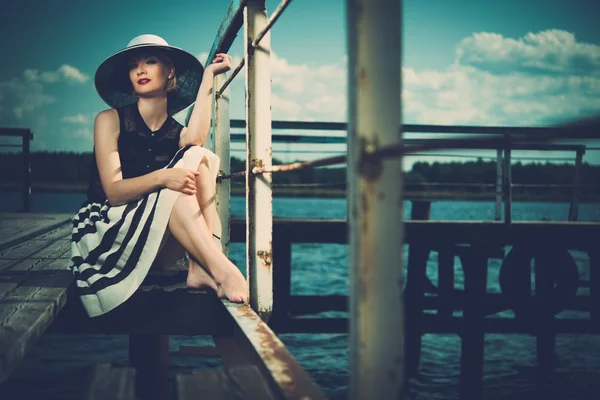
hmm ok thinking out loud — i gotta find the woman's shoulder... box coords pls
[95,108,118,123]
[94,109,119,137]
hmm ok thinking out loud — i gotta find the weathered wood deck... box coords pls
[0,213,327,400]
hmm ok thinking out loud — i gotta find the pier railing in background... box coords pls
[188,0,600,398]
[0,128,32,212]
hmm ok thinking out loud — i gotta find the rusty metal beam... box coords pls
[220,302,327,399]
[347,0,405,399]
[245,0,273,320]
[185,0,245,125]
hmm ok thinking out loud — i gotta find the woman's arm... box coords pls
[95,110,198,206]
[179,54,232,148]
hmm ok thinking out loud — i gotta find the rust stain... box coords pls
[257,249,272,269]
[359,137,383,181]
[229,304,320,398]
[253,158,265,169]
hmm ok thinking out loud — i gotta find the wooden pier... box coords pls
[1,211,599,398]
[0,213,327,399]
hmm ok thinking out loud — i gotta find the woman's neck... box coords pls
[136,96,168,131]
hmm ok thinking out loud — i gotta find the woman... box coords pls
[70,34,247,318]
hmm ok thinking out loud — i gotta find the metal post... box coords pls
[495,149,503,221]
[245,0,273,320]
[503,136,512,224]
[347,0,404,399]
[568,149,584,221]
[22,130,32,212]
[214,74,232,256]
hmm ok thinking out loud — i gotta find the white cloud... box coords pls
[24,64,89,84]
[73,127,92,138]
[456,30,600,75]
[62,114,89,124]
[0,78,55,119]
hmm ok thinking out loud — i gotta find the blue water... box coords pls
[1,193,599,399]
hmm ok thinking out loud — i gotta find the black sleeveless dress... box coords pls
[69,103,220,318]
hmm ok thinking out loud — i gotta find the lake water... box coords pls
[1,193,599,399]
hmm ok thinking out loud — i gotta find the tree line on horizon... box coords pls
[1,152,599,190]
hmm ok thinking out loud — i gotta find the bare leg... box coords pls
[168,191,247,303]
[185,157,224,296]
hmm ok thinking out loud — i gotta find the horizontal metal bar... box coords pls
[251,0,293,49]
[229,133,588,152]
[228,115,600,139]
[0,129,32,138]
[252,154,346,174]
[511,183,600,189]
[217,170,247,181]
[0,144,24,148]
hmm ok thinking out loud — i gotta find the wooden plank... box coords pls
[177,365,276,400]
[0,224,71,270]
[84,364,136,400]
[0,213,71,252]
[0,258,73,383]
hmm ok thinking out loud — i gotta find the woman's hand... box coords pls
[160,168,199,195]
[205,53,232,76]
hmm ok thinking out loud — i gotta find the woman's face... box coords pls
[128,53,173,97]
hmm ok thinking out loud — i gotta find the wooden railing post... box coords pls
[568,149,584,221]
[503,135,512,224]
[495,149,503,221]
[22,130,32,212]
[245,0,273,320]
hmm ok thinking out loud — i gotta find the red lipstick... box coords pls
[138,79,151,85]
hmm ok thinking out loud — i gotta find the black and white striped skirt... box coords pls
[69,145,220,318]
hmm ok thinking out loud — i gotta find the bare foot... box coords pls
[214,263,248,303]
[186,259,224,298]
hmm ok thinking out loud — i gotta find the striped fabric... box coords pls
[70,145,220,318]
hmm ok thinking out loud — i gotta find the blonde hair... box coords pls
[154,51,177,92]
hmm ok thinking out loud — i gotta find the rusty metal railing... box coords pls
[189,0,600,398]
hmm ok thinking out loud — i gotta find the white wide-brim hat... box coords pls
[94,34,204,116]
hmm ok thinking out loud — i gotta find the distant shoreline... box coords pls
[1,182,599,203]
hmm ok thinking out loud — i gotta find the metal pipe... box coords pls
[217,0,293,98]
[214,74,232,256]
[216,58,245,98]
[347,0,404,399]
[251,0,293,49]
[252,154,346,174]
[245,0,273,321]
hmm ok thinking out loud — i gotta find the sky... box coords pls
[1,0,600,167]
